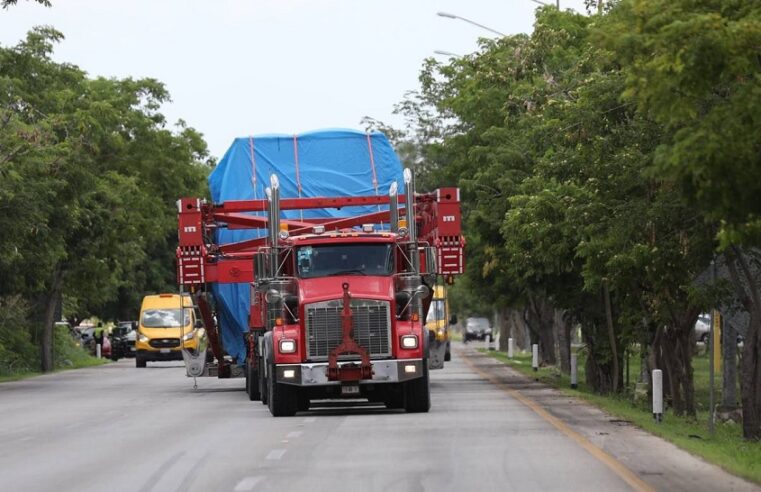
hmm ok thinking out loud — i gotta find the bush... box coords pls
[0,296,38,376]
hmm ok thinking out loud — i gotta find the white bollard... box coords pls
[96,343,101,359]
[508,338,514,359]
[570,353,578,389]
[652,369,663,422]
[532,344,539,372]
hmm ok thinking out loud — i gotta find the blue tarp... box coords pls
[208,129,405,363]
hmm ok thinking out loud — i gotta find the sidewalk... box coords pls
[456,343,759,492]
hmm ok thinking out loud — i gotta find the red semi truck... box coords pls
[176,169,464,416]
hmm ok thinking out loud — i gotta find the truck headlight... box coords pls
[279,339,296,354]
[400,335,418,349]
[182,330,196,341]
[138,333,150,343]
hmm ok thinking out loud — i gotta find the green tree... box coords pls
[600,0,761,438]
[0,28,210,372]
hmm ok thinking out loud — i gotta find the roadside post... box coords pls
[708,256,718,436]
[570,353,578,389]
[532,344,538,372]
[96,343,101,359]
[508,338,514,359]
[653,369,663,423]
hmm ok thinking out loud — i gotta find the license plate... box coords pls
[160,349,171,354]
[341,384,360,396]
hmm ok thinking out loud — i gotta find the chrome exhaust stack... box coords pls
[389,181,399,234]
[403,168,419,272]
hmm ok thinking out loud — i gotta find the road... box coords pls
[0,343,756,492]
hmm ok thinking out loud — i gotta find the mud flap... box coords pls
[182,346,208,377]
[429,340,447,370]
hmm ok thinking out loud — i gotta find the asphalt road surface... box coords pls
[0,343,756,492]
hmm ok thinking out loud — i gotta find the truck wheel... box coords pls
[246,360,261,401]
[267,363,298,417]
[259,355,268,405]
[403,363,430,413]
[445,342,451,361]
[135,355,146,368]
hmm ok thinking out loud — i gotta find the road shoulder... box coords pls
[457,344,759,492]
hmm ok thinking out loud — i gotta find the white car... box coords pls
[694,314,710,343]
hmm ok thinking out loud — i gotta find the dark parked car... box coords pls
[110,321,137,360]
[464,317,492,342]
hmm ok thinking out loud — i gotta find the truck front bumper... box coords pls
[274,359,424,386]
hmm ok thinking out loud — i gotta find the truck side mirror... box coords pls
[132,321,138,330]
[449,314,458,325]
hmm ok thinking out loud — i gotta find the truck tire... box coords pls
[259,355,268,405]
[403,363,430,413]
[267,363,298,417]
[135,355,146,368]
[245,360,261,401]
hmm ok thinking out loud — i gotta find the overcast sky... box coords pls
[1,0,588,160]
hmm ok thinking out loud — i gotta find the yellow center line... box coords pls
[458,350,655,492]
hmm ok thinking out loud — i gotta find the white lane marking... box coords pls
[303,417,316,424]
[233,476,263,491]
[18,436,33,442]
[266,449,286,460]
[286,430,302,439]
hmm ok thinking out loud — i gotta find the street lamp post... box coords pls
[436,11,506,37]
[433,49,461,57]
[529,0,561,8]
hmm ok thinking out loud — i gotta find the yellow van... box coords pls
[135,293,200,368]
[426,284,454,370]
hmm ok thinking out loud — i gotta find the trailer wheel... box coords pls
[245,359,261,401]
[403,362,430,413]
[267,363,298,417]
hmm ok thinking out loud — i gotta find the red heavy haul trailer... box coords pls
[176,161,464,417]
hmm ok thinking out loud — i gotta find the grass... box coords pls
[481,348,761,485]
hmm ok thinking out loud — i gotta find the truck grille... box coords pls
[149,338,180,349]
[305,299,391,361]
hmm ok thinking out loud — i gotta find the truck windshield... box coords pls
[426,300,446,322]
[296,243,394,278]
[141,309,192,328]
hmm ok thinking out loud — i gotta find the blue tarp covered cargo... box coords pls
[208,129,405,363]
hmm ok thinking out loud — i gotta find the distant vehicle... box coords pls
[135,294,201,368]
[464,317,492,342]
[694,314,710,343]
[110,321,137,360]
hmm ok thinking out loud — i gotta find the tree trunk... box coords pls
[723,321,738,409]
[555,309,571,374]
[40,268,64,373]
[603,283,619,393]
[525,295,557,366]
[584,321,615,394]
[727,247,761,440]
[509,308,529,351]
[497,307,510,351]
